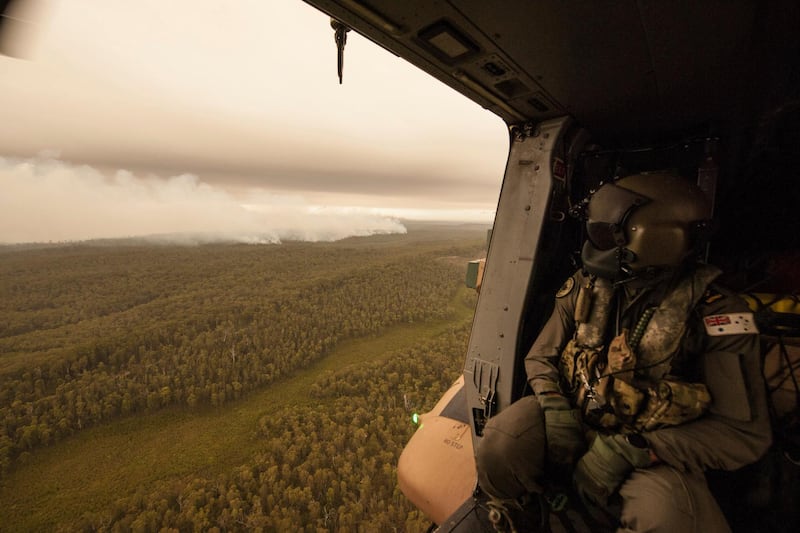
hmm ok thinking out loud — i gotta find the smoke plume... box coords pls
[0,154,407,244]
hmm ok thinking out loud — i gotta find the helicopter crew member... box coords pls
[475,171,772,532]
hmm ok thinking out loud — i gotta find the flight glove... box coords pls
[538,394,585,466]
[573,433,652,507]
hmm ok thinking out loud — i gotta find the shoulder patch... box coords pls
[702,288,725,305]
[556,276,575,298]
[703,313,759,336]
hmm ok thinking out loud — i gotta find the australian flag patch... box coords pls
[703,313,759,336]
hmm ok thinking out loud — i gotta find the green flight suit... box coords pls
[477,265,772,532]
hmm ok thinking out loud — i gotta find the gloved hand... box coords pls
[538,394,585,466]
[573,433,652,507]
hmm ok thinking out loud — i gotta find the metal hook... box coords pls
[330,19,350,84]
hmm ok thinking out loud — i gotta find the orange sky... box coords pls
[0,1,508,243]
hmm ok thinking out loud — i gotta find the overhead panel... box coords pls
[452,0,654,136]
[305,0,557,124]
[416,19,479,64]
[451,0,788,139]
[305,0,799,139]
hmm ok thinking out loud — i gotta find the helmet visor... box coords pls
[585,183,651,250]
[586,221,622,250]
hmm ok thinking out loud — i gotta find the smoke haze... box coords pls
[0,155,407,244]
[0,1,508,243]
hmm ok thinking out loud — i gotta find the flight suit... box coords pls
[476,266,772,532]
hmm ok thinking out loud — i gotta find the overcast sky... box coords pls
[0,0,508,244]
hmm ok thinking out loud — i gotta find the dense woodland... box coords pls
[73,323,472,532]
[0,225,485,530]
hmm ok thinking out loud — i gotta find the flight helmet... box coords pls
[580,171,713,281]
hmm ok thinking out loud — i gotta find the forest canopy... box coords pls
[0,224,487,531]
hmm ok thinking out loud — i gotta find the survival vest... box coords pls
[559,264,721,432]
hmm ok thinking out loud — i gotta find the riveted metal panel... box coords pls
[462,116,571,447]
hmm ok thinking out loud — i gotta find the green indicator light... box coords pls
[411,413,420,425]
